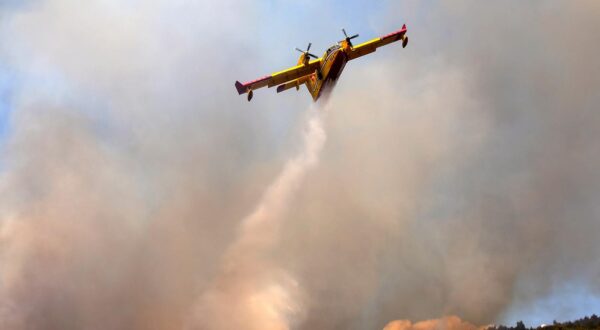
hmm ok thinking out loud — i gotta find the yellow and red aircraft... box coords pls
[235,25,408,102]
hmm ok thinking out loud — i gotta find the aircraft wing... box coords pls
[235,59,321,95]
[276,76,310,94]
[347,24,407,61]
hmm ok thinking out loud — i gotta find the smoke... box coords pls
[189,107,326,329]
[1,1,600,330]
[383,316,484,330]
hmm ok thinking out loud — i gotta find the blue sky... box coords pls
[0,65,13,143]
[502,282,600,327]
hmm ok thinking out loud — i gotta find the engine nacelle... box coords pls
[247,90,254,101]
[402,35,408,48]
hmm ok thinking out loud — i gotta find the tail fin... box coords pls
[235,81,246,95]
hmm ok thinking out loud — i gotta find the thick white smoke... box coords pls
[189,106,327,329]
[2,1,600,329]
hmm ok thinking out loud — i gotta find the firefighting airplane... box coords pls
[235,25,408,102]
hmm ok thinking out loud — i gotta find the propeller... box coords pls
[295,42,318,59]
[341,28,359,47]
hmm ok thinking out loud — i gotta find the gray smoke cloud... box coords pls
[1,1,600,329]
[189,107,326,329]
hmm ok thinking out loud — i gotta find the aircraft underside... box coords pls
[307,51,348,101]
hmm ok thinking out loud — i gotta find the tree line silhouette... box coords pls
[487,314,600,330]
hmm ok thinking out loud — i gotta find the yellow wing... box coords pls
[276,75,310,94]
[347,25,408,61]
[235,59,321,95]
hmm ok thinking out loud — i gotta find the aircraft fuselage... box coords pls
[305,45,348,101]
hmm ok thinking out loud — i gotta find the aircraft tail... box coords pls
[235,81,246,95]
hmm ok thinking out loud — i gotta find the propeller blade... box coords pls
[307,43,312,52]
[308,53,318,59]
[296,48,304,53]
[349,34,359,40]
[342,28,348,38]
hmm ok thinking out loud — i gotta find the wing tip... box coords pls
[381,24,408,40]
[235,81,246,95]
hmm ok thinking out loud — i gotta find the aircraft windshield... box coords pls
[326,45,341,57]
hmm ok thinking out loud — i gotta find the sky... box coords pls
[0,65,14,143]
[1,1,600,329]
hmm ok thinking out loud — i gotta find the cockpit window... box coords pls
[326,45,341,57]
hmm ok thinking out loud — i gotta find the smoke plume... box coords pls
[189,107,326,329]
[1,1,600,330]
[383,316,484,330]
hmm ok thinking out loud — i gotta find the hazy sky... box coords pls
[1,1,599,329]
